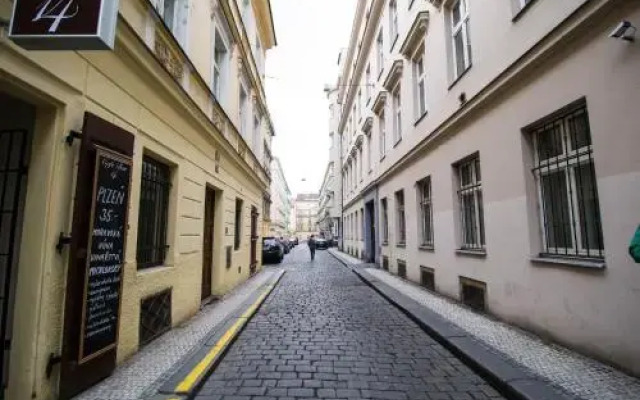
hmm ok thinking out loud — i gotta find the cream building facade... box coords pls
[0,0,276,398]
[338,0,640,375]
[293,193,319,238]
[269,157,292,237]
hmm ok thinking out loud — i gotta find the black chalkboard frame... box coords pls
[77,145,133,364]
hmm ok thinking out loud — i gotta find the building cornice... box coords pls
[399,11,430,58]
[372,91,388,115]
[382,59,403,91]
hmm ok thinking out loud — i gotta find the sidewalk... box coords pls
[74,267,283,400]
[329,248,640,400]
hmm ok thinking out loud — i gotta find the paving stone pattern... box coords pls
[357,263,640,400]
[73,268,280,400]
[195,247,505,400]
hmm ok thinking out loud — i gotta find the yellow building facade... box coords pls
[0,0,276,399]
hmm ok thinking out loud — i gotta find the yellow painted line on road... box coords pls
[174,280,279,394]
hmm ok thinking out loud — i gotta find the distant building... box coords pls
[293,193,320,238]
[270,158,292,237]
[318,85,343,244]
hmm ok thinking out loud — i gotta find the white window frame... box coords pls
[155,0,189,49]
[376,30,384,76]
[392,83,402,145]
[366,134,372,173]
[381,198,389,243]
[450,0,472,79]
[413,44,428,119]
[379,110,387,159]
[359,147,363,182]
[389,0,399,43]
[457,156,485,250]
[417,177,433,247]
[239,84,249,139]
[395,190,406,245]
[252,114,261,155]
[212,25,230,103]
[365,65,372,101]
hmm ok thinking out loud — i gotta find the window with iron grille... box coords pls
[139,289,172,346]
[417,177,433,247]
[382,255,389,270]
[395,190,406,245]
[530,102,603,258]
[456,156,485,250]
[137,156,171,269]
[234,198,243,250]
[381,198,389,243]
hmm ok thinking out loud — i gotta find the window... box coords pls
[389,0,399,43]
[365,65,372,100]
[156,0,188,48]
[357,90,362,121]
[366,134,372,172]
[530,102,603,258]
[413,44,428,118]
[451,0,472,78]
[457,156,485,250]
[240,0,250,24]
[253,116,261,155]
[234,198,243,250]
[395,190,406,245]
[379,110,387,159]
[212,28,229,101]
[137,156,171,269]
[376,30,384,76]
[392,84,402,145]
[417,177,433,247]
[381,198,389,243]
[239,85,248,138]
[359,147,363,182]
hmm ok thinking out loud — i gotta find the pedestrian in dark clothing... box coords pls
[308,235,316,261]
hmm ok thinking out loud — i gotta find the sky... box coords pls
[265,0,357,197]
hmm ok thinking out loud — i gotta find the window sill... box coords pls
[377,68,385,82]
[448,64,473,91]
[512,0,537,22]
[366,97,372,107]
[381,241,389,247]
[455,249,487,258]
[393,138,402,148]
[390,34,399,52]
[414,110,428,126]
[530,256,606,270]
[419,245,434,252]
[396,243,406,248]
[409,0,415,9]
[380,155,386,162]
[137,264,173,274]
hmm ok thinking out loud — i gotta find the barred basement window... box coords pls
[420,266,435,291]
[234,198,243,250]
[139,289,172,346]
[382,255,389,271]
[397,259,407,278]
[417,177,433,247]
[530,102,603,258]
[137,156,171,269]
[457,156,485,250]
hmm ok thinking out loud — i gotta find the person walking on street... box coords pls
[308,234,316,261]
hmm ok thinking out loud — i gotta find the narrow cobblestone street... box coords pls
[194,246,505,400]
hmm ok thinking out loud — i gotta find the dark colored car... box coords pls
[262,237,284,263]
[292,237,299,245]
[315,238,328,250]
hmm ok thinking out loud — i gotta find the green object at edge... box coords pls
[630,225,640,263]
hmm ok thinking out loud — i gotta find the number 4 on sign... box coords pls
[33,0,79,33]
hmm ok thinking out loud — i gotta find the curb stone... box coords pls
[154,269,286,399]
[328,250,581,400]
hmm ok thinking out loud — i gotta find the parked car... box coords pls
[315,238,329,250]
[262,237,284,263]
[280,237,291,254]
[292,237,299,246]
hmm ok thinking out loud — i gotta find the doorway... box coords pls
[365,201,376,263]
[202,187,216,301]
[250,207,259,275]
[0,93,34,397]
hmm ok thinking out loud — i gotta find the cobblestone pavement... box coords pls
[73,268,281,400]
[194,246,505,400]
[330,249,640,400]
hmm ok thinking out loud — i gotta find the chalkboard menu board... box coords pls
[79,148,132,363]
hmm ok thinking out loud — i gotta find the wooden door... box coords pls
[59,113,134,399]
[201,188,215,301]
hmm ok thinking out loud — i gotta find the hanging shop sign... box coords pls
[9,0,120,50]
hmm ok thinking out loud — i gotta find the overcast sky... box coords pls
[266,0,357,196]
